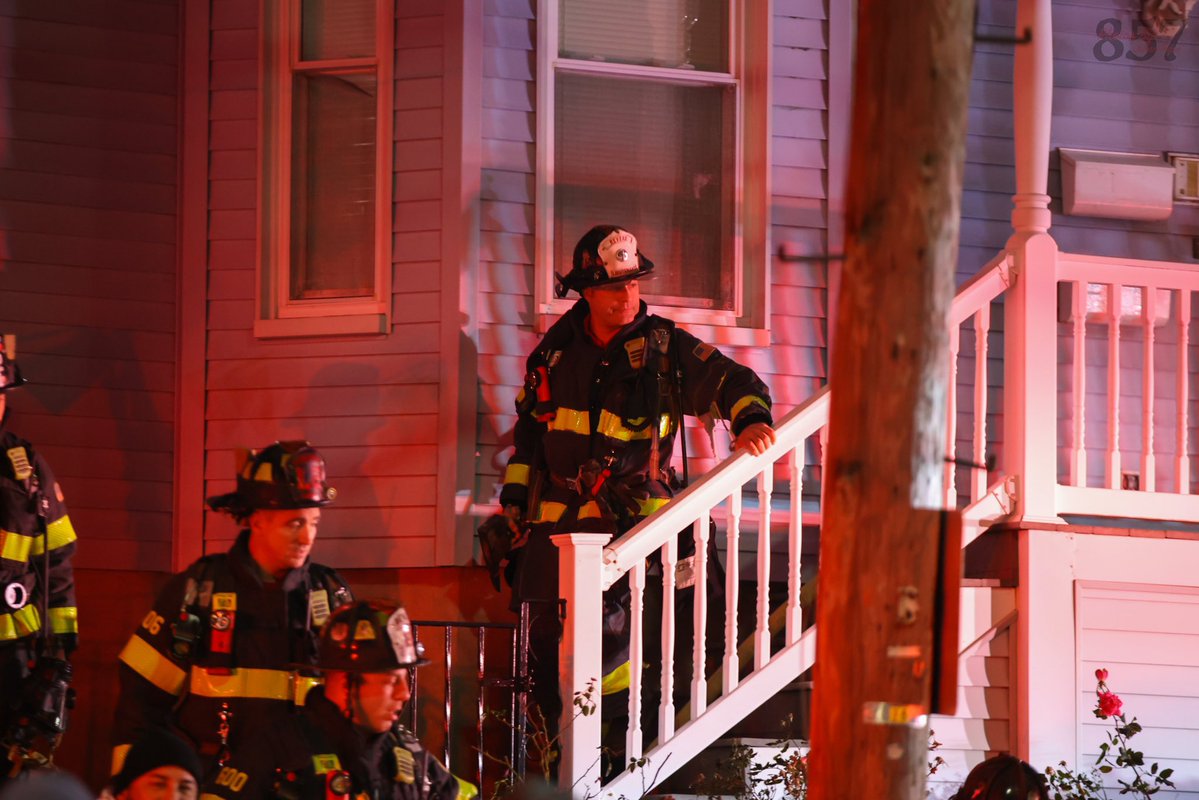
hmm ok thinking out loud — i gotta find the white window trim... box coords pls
[256,0,394,338]
[534,0,771,345]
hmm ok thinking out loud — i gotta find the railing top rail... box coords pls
[1057,252,1199,290]
[949,252,1011,327]
[600,388,830,587]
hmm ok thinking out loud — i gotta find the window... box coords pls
[258,0,393,337]
[536,0,769,334]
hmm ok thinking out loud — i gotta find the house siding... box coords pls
[203,0,448,567]
[0,0,180,571]
[472,0,831,507]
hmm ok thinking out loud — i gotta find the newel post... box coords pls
[1004,0,1061,524]
[551,532,610,797]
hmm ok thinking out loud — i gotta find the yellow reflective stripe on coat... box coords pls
[48,606,78,634]
[601,661,631,695]
[0,604,41,641]
[118,635,187,696]
[639,497,671,516]
[190,666,321,702]
[0,530,33,563]
[730,395,770,423]
[535,501,601,524]
[503,463,530,487]
[455,775,479,800]
[31,516,77,555]
[548,407,589,435]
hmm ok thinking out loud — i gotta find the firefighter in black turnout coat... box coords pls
[0,335,79,776]
[112,441,353,775]
[200,600,464,800]
[491,225,776,745]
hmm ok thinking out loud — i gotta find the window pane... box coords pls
[559,0,728,71]
[555,72,734,310]
[301,0,375,61]
[290,73,377,300]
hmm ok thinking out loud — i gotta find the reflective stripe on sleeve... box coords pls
[0,604,41,641]
[48,606,78,634]
[32,516,78,554]
[730,395,770,423]
[118,635,187,696]
[0,530,33,563]
[503,463,530,487]
[638,497,671,516]
[455,775,479,800]
[112,744,132,776]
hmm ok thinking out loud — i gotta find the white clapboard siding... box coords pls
[1077,583,1199,798]
[0,3,179,570]
[203,0,447,564]
[926,622,1014,798]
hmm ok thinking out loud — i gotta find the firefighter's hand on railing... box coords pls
[733,422,776,456]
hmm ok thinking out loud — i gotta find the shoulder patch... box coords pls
[693,343,716,362]
[6,447,31,481]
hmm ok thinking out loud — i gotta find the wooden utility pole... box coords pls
[807,1,975,798]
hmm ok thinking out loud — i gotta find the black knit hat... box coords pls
[111,730,203,795]
[951,754,1049,800]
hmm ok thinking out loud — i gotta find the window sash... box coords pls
[257,0,393,335]
[536,0,769,333]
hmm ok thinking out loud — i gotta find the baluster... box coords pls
[1072,280,1087,486]
[627,560,645,760]
[444,627,453,772]
[477,628,485,790]
[659,536,677,741]
[690,512,709,716]
[1141,287,1157,491]
[786,446,803,645]
[723,490,741,694]
[945,322,960,506]
[1107,283,1122,489]
[755,466,773,670]
[1178,290,1191,494]
[972,302,990,501]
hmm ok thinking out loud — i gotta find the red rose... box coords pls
[1095,668,1108,682]
[1097,691,1123,719]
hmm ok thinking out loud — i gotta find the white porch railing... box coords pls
[554,246,1199,796]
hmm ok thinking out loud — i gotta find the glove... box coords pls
[2,656,74,774]
[477,508,523,591]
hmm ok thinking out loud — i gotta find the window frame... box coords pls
[534,0,771,342]
[256,0,394,338]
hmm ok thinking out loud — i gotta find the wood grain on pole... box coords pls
[806,0,975,797]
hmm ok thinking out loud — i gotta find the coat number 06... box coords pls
[141,611,165,636]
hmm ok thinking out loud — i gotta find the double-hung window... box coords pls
[258,0,394,337]
[536,0,770,334]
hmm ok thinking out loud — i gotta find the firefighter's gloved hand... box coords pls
[2,656,74,771]
[478,508,523,591]
[606,481,649,516]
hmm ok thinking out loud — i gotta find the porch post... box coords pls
[1004,0,1061,523]
[551,532,610,797]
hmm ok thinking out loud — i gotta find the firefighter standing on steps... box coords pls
[0,334,79,778]
[111,441,353,776]
[487,225,776,764]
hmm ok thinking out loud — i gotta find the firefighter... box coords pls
[489,225,775,757]
[111,441,353,776]
[200,600,468,800]
[0,335,79,777]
